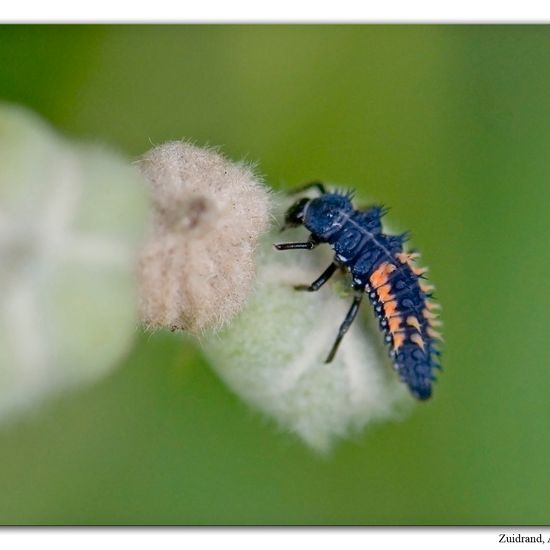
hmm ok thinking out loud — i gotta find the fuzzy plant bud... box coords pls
[137,141,272,334]
[0,103,148,422]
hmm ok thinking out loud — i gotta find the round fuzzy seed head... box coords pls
[137,141,272,334]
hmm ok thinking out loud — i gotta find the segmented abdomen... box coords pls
[366,253,442,400]
[325,208,442,399]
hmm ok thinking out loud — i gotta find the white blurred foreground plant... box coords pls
[0,103,147,421]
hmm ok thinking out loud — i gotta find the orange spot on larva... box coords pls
[384,301,397,317]
[396,252,409,264]
[388,317,402,333]
[406,316,422,332]
[423,308,438,320]
[410,333,425,351]
[393,332,406,351]
[427,328,444,341]
[369,262,396,289]
[420,282,435,293]
[369,270,386,289]
[378,284,393,302]
[396,252,420,266]
[429,318,443,328]
[413,266,428,276]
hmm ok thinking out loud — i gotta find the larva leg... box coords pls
[274,236,319,251]
[294,262,338,292]
[325,292,364,363]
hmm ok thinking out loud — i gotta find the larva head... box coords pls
[303,193,353,240]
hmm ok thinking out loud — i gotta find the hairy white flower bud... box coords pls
[202,203,411,453]
[0,103,148,421]
[137,141,272,334]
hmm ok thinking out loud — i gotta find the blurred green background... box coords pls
[0,25,549,525]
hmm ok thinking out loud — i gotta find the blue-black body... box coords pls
[276,187,442,400]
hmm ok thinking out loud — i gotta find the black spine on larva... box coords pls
[302,192,442,400]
